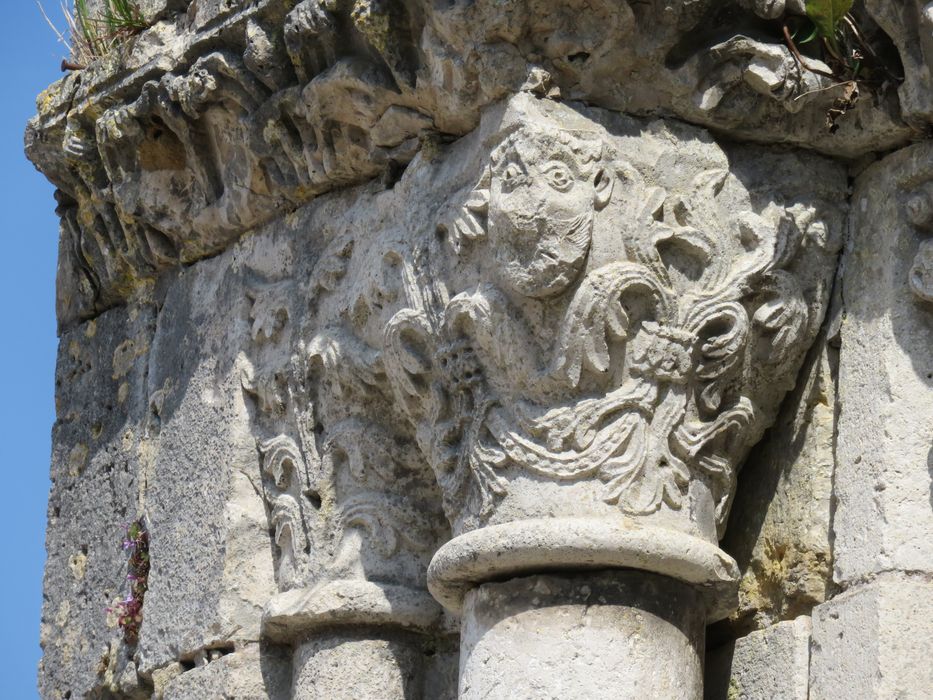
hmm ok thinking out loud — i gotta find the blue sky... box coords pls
[0,4,72,696]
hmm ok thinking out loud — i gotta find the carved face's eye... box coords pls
[543,162,573,192]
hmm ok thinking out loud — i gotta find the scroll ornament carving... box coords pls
[383,116,825,537]
[907,183,933,303]
[241,230,447,641]
[258,435,310,591]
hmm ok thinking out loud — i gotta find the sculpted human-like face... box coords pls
[487,134,611,298]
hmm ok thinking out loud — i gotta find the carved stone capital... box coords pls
[373,93,846,618]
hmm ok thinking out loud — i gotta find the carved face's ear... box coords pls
[593,167,613,210]
[610,161,645,215]
[449,166,490,253]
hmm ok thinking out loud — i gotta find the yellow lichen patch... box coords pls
[85,319,97,338]
[736,536,831,628]
[151,662,185,697]
[68,339,83,362]
[118,382,130,404]
[67,443,89,477]
[68,551,88,582]
[352,0,392,55]
[54,599,71,628]
[105,599,123,629]
[112,338,148,380]
[138,131,187,171]
[36,81,66,114]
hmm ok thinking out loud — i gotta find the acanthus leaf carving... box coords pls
[243,232,448,603]
[381,102,837,538]
[259,435,311,591]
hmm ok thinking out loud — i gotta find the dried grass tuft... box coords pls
[37,0,147,68]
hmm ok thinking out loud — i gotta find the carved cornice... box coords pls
[27,0,917,328]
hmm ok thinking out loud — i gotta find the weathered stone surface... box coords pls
[136,241,280,673]
[809,576,933,700]
[705,616,811,700]
[39,302,156,700]
[835,140,933,585]
[36,85,851,698]
[292,633,434,700]
[460,571,705,700]
[864,0,933,127]
[161,643,291,700]
[720,332,836,632]
[82,0,190,24]
[30,1,933,698]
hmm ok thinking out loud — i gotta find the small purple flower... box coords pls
[111,519,149,645]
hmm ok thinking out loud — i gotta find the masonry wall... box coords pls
[28,1,933,698]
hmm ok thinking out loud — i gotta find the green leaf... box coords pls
[805,0,854,40]
[798,24,820,44]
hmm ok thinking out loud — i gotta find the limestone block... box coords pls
[39,303,156,700]
[705,616,811,700]
[136,232,289,673]
[809,576,933,700]
[835,141,933,585]
[161,643,291,700]
[720,333,835,631]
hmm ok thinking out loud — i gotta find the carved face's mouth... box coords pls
[501,212,594,298]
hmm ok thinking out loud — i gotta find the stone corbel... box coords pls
[865,0,933,126]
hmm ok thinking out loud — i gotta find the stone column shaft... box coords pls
[459,570,704,700]
[292,631,425,700]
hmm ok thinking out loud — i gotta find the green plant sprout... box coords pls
[805,0,854,60]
